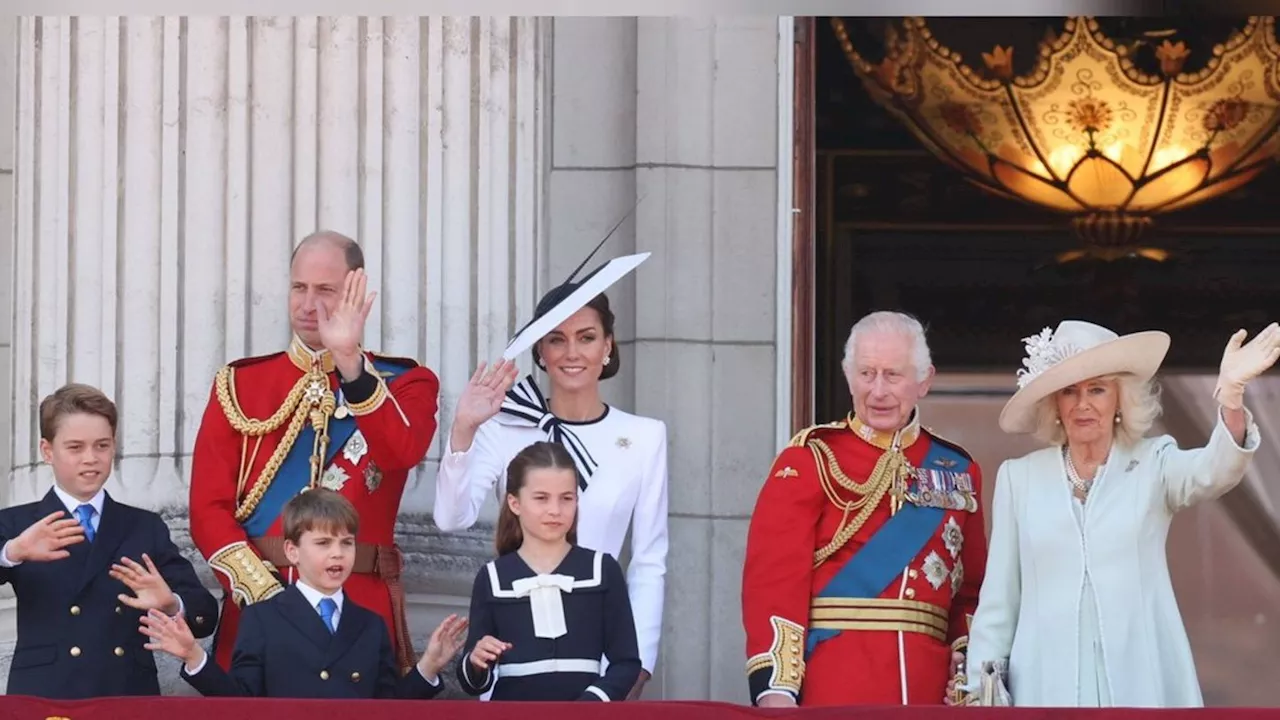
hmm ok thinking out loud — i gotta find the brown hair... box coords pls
[495,441,580,555]
[532,291,620,381]
[282,488,360,543]
[39,383,119,441]
[291,230,365,271]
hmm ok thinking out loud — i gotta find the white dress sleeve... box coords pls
[1159,406,1260,512]
[432,419,510,532]
[964,459,1021,693]
[625,420,669,674]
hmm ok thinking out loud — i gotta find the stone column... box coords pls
[547,17,785,701]
[632,18,783,701]
[0,16,15,492]
[7,16,548,691]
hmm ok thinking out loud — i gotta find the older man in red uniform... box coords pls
[742,310,987,707]
[189,232,439,673]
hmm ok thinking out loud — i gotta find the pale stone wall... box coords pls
[2,16,548,695]
[548,18,786,701]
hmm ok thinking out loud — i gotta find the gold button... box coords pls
[115,607,122,615]
[320,670,330,680]
[905,588,916,598]
[114,647,124,657]
[70,647,81,657]
[70,605,81,615]
[789,670,798,679]
[350,671,361,682]
[908,569,919,579]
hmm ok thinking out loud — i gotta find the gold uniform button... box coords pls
[905,588,917,599]
[114,647,124,657]
[70,647,81,657]
[320,670,330,680]
[70,605,81,616]
[115,607,122,615]
[350,671,361,682]
[908,569,919,579]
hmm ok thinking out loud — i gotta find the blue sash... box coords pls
[243,358,410,537]
[805,439,972,656]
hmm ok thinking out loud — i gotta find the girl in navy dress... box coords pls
[457,441,641,701]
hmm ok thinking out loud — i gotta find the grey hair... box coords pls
[292,230,365,271]
[1031,373,1163,448]
[840,311,933,382]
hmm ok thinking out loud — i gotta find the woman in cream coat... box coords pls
[962,319,1280,707]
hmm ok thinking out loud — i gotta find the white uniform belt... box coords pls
[497,658,601,677]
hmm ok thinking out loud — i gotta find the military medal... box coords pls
[364,462,383,493]
[334,405,350,419]
[343,430,369,465]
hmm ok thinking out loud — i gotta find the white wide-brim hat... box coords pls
[998,320,1171,434]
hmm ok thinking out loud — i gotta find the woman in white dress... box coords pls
[961,319,1280,708]
[433,250,669,700]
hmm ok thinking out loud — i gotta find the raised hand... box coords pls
[418,613,470,678]
[1215,323,1280,410]
[317,268,376,363]
[140,608,202,667]
[452,360,519,437]
[5,511,86,563]
[111,553,180,616]
[468,634,512,671]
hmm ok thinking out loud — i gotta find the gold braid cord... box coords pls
[810,439,913,568]
[215,364,337,522]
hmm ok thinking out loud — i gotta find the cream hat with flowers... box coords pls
[998,320,1171,434]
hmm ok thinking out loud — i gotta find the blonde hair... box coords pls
[1031,373,1163,448]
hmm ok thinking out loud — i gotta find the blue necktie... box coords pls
[318,598,337,634]
[74,504,96,543]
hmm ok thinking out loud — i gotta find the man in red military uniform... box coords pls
[742,310,987,707]
[189,232,439,673]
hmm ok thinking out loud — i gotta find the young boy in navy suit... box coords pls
[0,383,219,698]
[142,487,467,699]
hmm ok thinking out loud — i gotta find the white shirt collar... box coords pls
[294,578,345,614]
[52,484,105,517]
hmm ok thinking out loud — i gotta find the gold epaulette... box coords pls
[922,425,976,463]
[787,419,849,448]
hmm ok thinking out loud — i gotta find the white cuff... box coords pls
[756,688,797,704]
[416,666,440,686]
[185,650,209,676]
[0,541,21,568]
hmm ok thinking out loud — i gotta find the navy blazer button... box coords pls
[69,606,81,615]
[70,647,81,657]
[320,670,330,680]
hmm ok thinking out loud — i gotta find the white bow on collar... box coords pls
[511,573,575,639]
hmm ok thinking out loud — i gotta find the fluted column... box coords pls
[9,16,549,520]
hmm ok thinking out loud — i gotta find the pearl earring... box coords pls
[1054,417,1062,425]
[1114,413,1122,424]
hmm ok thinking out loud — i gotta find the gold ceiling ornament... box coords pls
[832,17,1280,263]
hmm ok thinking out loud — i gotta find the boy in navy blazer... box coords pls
[142,487,467,699]
[0,383,219,698]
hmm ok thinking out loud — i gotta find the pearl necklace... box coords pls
[1063,446,1105,500]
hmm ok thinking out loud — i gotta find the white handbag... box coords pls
[976,659,1013,706]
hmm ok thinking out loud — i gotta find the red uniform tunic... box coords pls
[189,336,439,672]
[741,412,987,706]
